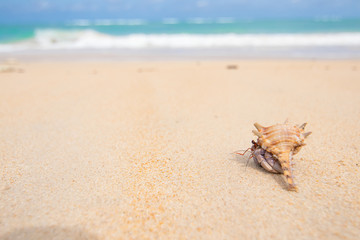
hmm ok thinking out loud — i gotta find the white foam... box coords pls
[1,29,360,52]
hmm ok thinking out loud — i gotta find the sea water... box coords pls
[0,18,360,58]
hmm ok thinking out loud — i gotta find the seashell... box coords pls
[252,121,311,191]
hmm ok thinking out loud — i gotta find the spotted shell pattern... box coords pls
[252,121,311,191]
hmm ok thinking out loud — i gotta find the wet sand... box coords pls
[0,60,360,239]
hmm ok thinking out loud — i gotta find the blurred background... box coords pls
[0,0,359,58]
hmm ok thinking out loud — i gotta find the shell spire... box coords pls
[252,121,311,191]
[278,152,297,191]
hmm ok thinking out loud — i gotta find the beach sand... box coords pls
[0,60,359,239]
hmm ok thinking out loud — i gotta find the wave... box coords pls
[1,29,360,52]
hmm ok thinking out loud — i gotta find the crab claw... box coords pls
[264,151,283,173]
[253,149,282,174]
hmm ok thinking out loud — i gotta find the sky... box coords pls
[0,0,360,23]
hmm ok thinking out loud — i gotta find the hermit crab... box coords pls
[237,121,311,191]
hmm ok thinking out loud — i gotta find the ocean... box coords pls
[1,18,360,58]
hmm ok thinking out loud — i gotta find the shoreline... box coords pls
[1,46,360,62]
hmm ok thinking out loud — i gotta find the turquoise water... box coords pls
[1,18,360,43]
[0,18,360,53]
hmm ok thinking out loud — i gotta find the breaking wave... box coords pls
[1,29,360,52]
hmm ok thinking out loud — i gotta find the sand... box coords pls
[0,60,359,239]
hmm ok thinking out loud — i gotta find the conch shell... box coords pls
[252,121,311,191]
